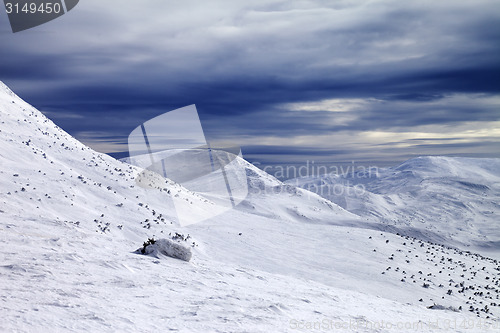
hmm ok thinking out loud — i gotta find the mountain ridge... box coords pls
[286,155,500,256]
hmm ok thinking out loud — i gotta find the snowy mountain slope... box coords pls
[286,156,500,257]
[122,147,361,226]
[191,209,500,314]
[1,81,500,332]
[124,150,500,321]
[238,158,363,223]
[6,218,496,333]
[0,81,226,242]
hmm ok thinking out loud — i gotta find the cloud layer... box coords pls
[1,0,499,167]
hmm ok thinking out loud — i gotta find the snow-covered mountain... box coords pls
[286,156,500,256]
[1,81,500,332]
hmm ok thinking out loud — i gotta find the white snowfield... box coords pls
[1,81,499,332]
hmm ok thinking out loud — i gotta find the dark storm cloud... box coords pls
[1,0,499,162]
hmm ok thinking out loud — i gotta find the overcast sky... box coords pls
[1,0,499,170]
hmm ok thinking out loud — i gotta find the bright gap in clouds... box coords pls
[240,93,500,177]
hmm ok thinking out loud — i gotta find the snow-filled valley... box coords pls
[1,80,500,332]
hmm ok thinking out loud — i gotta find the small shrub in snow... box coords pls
[137,238,192,262]
[141,238,156,254]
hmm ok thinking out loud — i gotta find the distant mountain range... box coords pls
[286,155,500,255]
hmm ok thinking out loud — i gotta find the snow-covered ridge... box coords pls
[0,80,230,239]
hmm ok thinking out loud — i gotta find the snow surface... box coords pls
[1,81,500,332]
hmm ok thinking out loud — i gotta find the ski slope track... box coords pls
[1,81,499,332]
